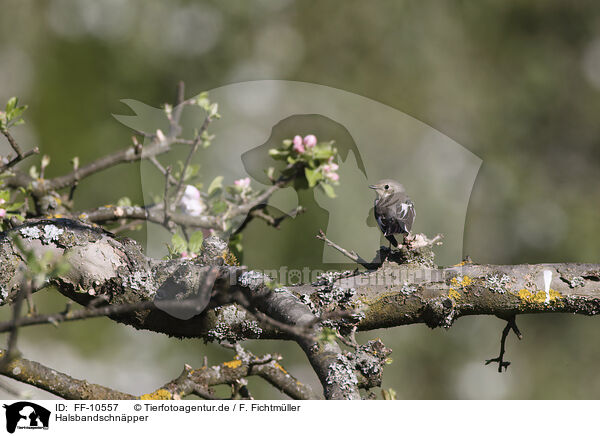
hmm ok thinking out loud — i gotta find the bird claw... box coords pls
[403,234,416,250]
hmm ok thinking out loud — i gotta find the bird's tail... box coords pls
[385,234,399,247]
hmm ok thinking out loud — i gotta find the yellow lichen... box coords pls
[549,289,562,301]
[274,362,288,374]
[140,389,172,400]
[221,251,239,266]
[448,288,461,300]
[223,359,242,369]
[533,291,547,303]
[518,288,533,302]
[450,276,472,289]
[518,288,562,304]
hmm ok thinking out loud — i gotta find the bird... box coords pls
[369,179,415,248]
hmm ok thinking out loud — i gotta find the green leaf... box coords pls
[184,164,200,181]
[208,102,219,118]
[211,201,227,214]
[170,233,187,254]
[6,97,17,113]
[268,149,286,160]
[0,190,10,203]
[201,130,215,148]
[192,92,210,111]
[117,197,132,207]
[5,201,24,211]
[9,105,27,121]
[188,231,204,254]
[313,147,334,160]
[228,233,243,259]
[321,182,336,198]
[304,168,323,188]
[207,176,223,195]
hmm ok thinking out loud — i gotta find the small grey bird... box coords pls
[369,179,415,248]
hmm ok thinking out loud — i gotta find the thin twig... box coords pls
[163,166,173,228]
[1,129,23,157]
[0,279,28,371]
[111,219,144,234]
[0,147,39,173]
[172,116,212,209]
[485,315,522,372]
[168,81,186,138]
[316,230,373,268]
[148,155,177,184]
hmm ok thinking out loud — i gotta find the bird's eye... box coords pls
[384,184,389,190]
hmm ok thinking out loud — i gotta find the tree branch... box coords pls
[149,348,318,400]
[0,349,135,400]
[1,220,599,338]
[1,219,600,398]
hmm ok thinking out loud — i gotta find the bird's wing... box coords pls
[381,194,415,234]
[375,197,401,236]
[400,199,415,233]
[374,201,386,233]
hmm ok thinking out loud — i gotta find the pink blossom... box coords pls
[0,209,6,218]
[234,177,251,189]
[322,163,339,173]
[303,134,317,148]
[292,137,305,154]
[326,172,339,182]
[322,163,340,182]
[181,251,197,259]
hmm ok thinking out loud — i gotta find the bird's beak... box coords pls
[368,185,377,190]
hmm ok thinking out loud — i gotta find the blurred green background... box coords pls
[1,0,600,399]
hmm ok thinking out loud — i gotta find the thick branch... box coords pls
[1,220,599,338]
[0,349,135,400]
[0,347,316,400]
[1,219,600,399]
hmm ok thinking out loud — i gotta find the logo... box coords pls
[3,402,50,433]
[114,80,481,319]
